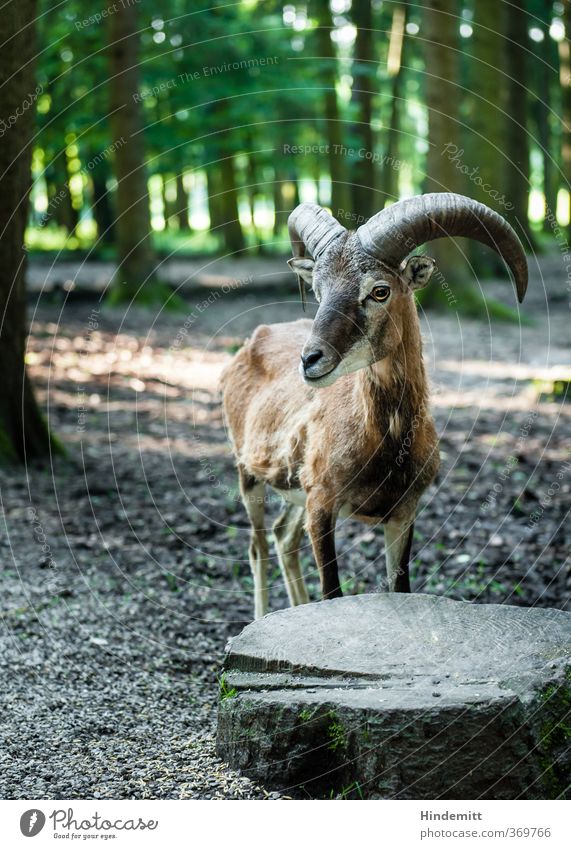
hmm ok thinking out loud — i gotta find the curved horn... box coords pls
[288,203,347,309]
[356,192,528,302]
[288,203,346,259]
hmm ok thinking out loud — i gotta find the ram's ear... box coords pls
[287,257,315,284]
[403,255,436,291]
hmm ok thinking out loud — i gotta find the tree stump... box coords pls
[216,594,571,799]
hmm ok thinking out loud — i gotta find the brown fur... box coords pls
[220,234,440,611]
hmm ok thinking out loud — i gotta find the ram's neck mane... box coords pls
[356,299,429,446]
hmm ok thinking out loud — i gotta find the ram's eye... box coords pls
[370,284,391,303]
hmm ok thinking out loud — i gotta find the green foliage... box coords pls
[28,0,564,308]
[327,712,347,752]
[218,673,238,701]
[330,780,364,800]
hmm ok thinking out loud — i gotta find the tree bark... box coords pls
[349,0,376,218]
[218,153,246,254]
[176,171,189,231]
[559,0,571,240]
[537,20,559,231]
[381,4,408,204]
[468,0,507,272]
[423,0,470,299]
[0,0,52,462]
[245,143,261,249]
[90,153,115,245]
[504,0,534,247]
[43,154,77,233]
[107,1,157,300]
[207,163,223,233]
[313,0,350,214]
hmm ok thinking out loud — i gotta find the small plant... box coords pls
[327,713,347,752]
[219,673,237,701]
[330,780,364,800]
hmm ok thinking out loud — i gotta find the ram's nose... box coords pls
[300,341,338,383]
[301,349,324,372]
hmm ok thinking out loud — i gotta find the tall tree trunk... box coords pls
[423,0,470,302]
[176,171,189,231]
[207,163,223,233]
[537,20,559,230]
[381,4,407,204]
[273,168,284,236]
[349,0,376,218]
[504,0,534,247]
[43,154,77,232]
[559,0,571,240]
[107,2,157,301]
[162,174,177,230]
[313,0,350,214]
[218,153,246,254]
[90,153,115,245]
[0,0,52,462]
[468,0,507,272]
[245,144,261,249]
[312,159,323,206]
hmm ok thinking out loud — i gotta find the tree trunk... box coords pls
[538,24,559,230]
[560,0,571,240]
[218,153,246,254]
[468,0,507,272]
[43,154,77,232]
[423,0,470,302]
[107,2,157,301]
[245,145,261,249]
[313,0,350,214]
[176,171,189,231]
[349,0,376,218]
[0,0,52,462]
[162,174,178,230]
[273,169,283,236]
[90,154,115,245]
[207,163,223,233]
[381,4,407,204]
[504,0,534,247]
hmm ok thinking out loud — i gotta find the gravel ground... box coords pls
[0,252,569,799]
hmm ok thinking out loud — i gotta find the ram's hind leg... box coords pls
[384,515,414,593]
[238,468,270,619]
[273,503,309,607]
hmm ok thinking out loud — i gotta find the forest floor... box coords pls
[1,251,570,799]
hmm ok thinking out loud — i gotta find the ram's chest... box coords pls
[341,447,417,520]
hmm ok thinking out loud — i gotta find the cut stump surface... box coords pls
[216,593,571,799]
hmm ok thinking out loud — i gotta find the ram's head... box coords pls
[288,194,528,386]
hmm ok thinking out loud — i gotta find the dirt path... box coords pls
[1,253,569,798]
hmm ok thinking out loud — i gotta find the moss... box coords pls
[537,677,571,798]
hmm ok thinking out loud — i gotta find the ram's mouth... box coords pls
[298,361,340,387]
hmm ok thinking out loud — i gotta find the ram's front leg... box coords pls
[383,514,414,592]
[306,495,342,600]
